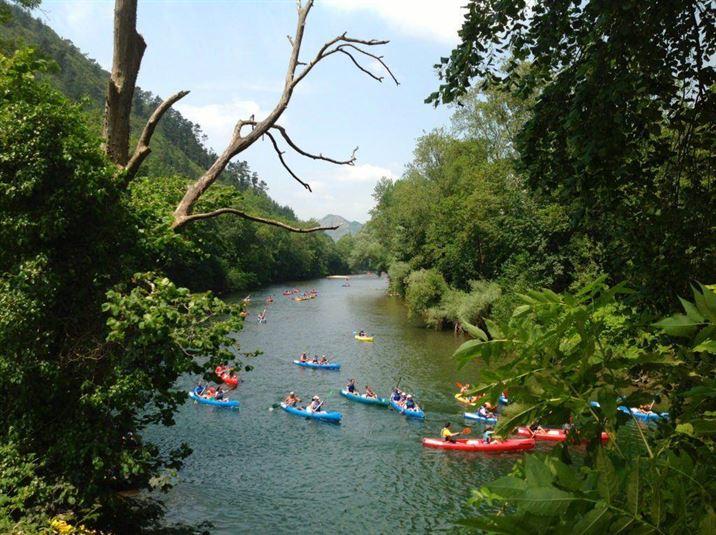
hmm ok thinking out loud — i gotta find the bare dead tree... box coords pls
[103,0,397,232]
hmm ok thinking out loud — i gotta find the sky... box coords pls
[36,0,467,222]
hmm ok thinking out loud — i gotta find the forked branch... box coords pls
[171,0,397,230]
[123,90,190,183]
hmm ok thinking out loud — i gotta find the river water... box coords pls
[154,274,518,533]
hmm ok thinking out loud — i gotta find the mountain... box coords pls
[319,214,363,241]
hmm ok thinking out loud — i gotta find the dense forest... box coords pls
[344,1,715,532]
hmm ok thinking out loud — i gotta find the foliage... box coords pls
[456,279,716,533]
[430,0,716,308]
[404,269,448,319]
[387,261,411,296]
[0,49,249,531]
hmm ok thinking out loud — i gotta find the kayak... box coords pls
[516,427,609,444]
[422,437,535,453]
[293,360,340,371]
[618,406,669,422]
[340,389,389,406]
[280,402,342,424]
[355,335,374,342]
[454,392,482,406]
[189,388,239,408]
[215,365,239,387]
[464,411,497,424]
[389,398,425,419]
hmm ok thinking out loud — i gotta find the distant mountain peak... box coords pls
[319,215,363,241]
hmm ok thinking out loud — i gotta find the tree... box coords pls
[429,0,716,308]
[104,0,397,231]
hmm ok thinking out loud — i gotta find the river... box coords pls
[153,274,517,533]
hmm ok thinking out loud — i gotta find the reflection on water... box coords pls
[150,275,521,533]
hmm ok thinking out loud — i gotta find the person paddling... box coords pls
[346,379,357,393]
[307,396,323,413]
[284,392,301,407]
[364,385,376,398]
[441,422,461,443]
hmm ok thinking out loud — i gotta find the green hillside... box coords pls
[0,1,258,188]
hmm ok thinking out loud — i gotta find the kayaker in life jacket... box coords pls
[312,355,320,363]
[346,379,357,393]
[441,422,459,443]
[299,353,308,363]
[405,395,418,410]
[364,385,376,398]
[478,404,494,418]
[483,426,495,444]
[319,355,329,365]
[215,388,225,400]
[391,388,402,402]
[284,392,301,407]
[359,330,367,337]
[307,396,322,412]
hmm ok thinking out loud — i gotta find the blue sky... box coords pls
[37,1,466,222]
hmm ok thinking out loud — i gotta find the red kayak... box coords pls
[516,427,609,444]
[422,437,535,453]
[215,365,239,387]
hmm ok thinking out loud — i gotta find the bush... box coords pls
[404,268,447,318]
[387,261,411,296]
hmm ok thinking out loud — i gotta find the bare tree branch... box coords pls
[264,130,313,192]
[122,90,190,182]
[271,124,358,165]
[178,207,339,233]
[171,0,396,231]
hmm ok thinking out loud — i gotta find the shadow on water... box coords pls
[148,275,518,533]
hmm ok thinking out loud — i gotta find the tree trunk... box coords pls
[103,0,145,166]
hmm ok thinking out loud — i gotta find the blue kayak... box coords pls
[464,411,497,424]
[340,389,389,406]
[389,398,425,419]
[618,406,669,422]
[293,360,341,371]
[189,388,239,408]
[280,402,342,423]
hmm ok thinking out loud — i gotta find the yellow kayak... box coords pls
[454,392,482,406]
[355,335,374,342]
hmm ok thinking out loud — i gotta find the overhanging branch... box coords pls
[174,207,339,232]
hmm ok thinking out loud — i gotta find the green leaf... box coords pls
[652,314,701,338]
[596,449,619,504]
[693,339,716,354]
[573,502,611,534]
[524,455,554,487]
[516,486,579,516]
[679,296,705,322]
[675,423,694,436]
[626,460,640,515]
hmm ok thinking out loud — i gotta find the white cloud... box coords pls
[324,0,466,44]
[335,163,396,183]
[175,98,264,151]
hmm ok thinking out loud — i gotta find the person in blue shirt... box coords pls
[405,395,419,411]
[391,388,402,402]
[346,379,357,393]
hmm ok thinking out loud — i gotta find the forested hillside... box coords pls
[0,2,346,292]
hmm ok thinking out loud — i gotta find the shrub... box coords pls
[404,268,448,318]
[387,261,411,296]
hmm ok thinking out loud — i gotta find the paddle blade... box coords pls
[456,382,463,389]
[461,427,472,435]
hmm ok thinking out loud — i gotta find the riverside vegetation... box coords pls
[347,0,715,532]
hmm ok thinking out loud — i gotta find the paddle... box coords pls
[460,427,472,435]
